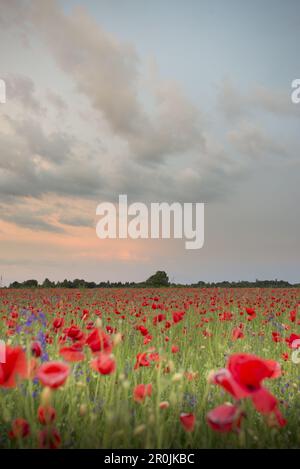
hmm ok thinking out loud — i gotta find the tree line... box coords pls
[6,271,300,289]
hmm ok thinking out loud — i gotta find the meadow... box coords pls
[0,287,299,449]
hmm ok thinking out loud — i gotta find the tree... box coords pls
[145,271,169,287]
[23,279,38,288]
[42,278,55,288]
[9,281,22,289]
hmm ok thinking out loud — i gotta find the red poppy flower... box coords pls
[0,345,28,388]
[232,327,244,340]
[228,353,281,393]
[272,332,282,343]
[173,311,185,324]
[286,333,300,349]
[289,310,296,323]
[143,334,152,345]
[31,341,42,358]
[171,345,179,353]
[91,352,116,375]
[180,413,195,432]
[38,405,56,425]
[59,342,85,362]
[209,353,286,428]
[250,387,277,414]
[9,418,30,439]
[53,317,64,330]
[153,313,166,325]
[37,361,70,389]
[134,352,150,369]
[245,307,256,320]
[148,352,160,363]
[210,368,249,399]
[207,404,243,433]
[86,328,112,353]
[65,325,84,342]
[133,384,152,403]
[136,325,149,336]
[38,428,61,449]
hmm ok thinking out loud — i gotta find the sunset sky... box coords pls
[0,0,299,285]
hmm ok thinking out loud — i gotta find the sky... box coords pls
[0,0,299,285]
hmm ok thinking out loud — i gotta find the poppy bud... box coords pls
[180,413,195,432]
[95,318,102,329]
[79,404,88,416]
[159,401,170,409]
[172,372,183,382]
[113,333,122,346]
[41,386,52,407]
[133,424,146,436]
[9,418,30,439]
[38,405,56,425]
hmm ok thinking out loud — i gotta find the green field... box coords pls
[0,287,299,449]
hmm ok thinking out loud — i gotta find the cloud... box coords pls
[45,89,68,113]
[0,0,298,238]
[0,113,104,201]
[227,122,287,160]
[58,214,92,227]
[0,211,64,233]
[5,74,44,114]
[10,118,72,164]
[0,0,236,215]
[218,79,300,121]
[24,0,205,165]
[0,0,27,28]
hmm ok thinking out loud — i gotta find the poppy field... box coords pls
[0,287,300,449]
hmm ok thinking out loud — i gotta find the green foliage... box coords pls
[144,271,170,287]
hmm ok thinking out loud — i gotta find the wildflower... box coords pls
[37,362,70,389]
[173,311,185,324]
[207,403,243,433]
[38,405,56,425]
[209,353,286,428]
[91,352,116,375]
[86,328,112,353]
[180,413,195,432]
[159,401,170,409]
[31,341,43,358]
[59,342,85,362]
[0,346,27,388]
[9,418,30,439]
[38,428,61,449]
[133,384,152,403]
